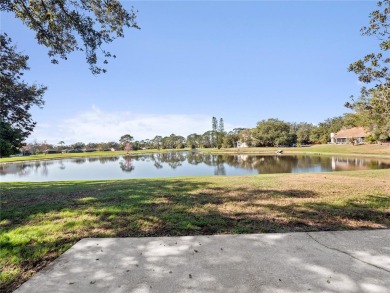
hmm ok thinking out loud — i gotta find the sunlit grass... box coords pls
[0,148,190,163]
[202,144,390,157]
[1,169,389,292]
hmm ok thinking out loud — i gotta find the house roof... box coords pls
[335,127,370,138]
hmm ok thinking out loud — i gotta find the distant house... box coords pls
[84,148,97,152]
[45,149,61,154]
[21,147,32,156]
[236,141,248,148]
[330,127,370,144]
[66,149,84,153]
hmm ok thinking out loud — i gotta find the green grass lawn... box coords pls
[202,144,390,157]
[1,170,389,292]
[0,148,190,163]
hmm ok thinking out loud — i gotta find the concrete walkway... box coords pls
[16,230,390,293]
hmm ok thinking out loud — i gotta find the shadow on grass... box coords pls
[0,179,389,292]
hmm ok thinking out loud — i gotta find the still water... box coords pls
[1,151,389,182]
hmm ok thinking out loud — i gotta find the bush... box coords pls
[364,135,377,144]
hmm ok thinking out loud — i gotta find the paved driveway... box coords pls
[16,229,390,293]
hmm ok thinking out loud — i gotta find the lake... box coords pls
[1,151,390,182]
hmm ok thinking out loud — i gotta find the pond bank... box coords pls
[2,153,390,182]
[0,148,191,164]
[1,144,390,164]
[201,144,390,158]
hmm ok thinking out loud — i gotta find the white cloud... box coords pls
[29,106,236,144]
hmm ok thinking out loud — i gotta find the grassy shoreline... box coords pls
[0,148,191,164]
[1,169,390,292]
[1,144,390,164]
[201,144,390,157]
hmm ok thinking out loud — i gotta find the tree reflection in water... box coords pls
[1,152,390,181]
[72,158,86,164]
[59,160,66,170]
[161,152,186,169]
[150,154,163,169]
[186,153,358,174]
[136,152,187,170]
[214,155,226,175]
[120,156,135,172]
[99,156,119,164]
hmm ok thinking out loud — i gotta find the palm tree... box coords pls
[58,141,65,151]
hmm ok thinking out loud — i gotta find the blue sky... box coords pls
[1,1,378,144]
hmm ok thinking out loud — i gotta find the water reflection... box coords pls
[120,156,135,172]
[99,156,119,164]
[151,152,186,169]
[72,158,86,164]
[1,160,56,178]
[59,160,66,170]
[330,156,384,171]
[88,157,99,162]
[1,152,390,182]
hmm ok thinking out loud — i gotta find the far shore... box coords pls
[201,144,390,158]
[0,148,190,163]
[1,144,390,164]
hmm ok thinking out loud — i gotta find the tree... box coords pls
[217,118,225,149]
[186,133,202,149]
[346,0,390,140]
[33,140,53,153]
[295,123,314,145]
[201,131,213,148]
[173,135,186,149]
[309,116,345,144]
[124,143,132,153]
[0,121,24,157]
[1,0,139,74]
[1,1,139,155]
[57,140,65,151]
[239,129,253,147]
[86,142,98,150]
[119,134,134,149]
[72,142,85,150]
[223,131,240,148]
[97,142,109,151]
[161,135,170,149]
[161,134,185,149]
[222,128,250,148]
[132,141,141,150]
[144,139,151,149]
[252,118,295,147]
[0,33,46,156]
[231,128,246,135]
[151,135,162,149]
[211,117,218,148]
[218,118,225,133]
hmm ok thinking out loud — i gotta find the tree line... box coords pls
[19,112,382,156]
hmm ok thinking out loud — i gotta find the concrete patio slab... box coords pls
[15,229,390,293]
